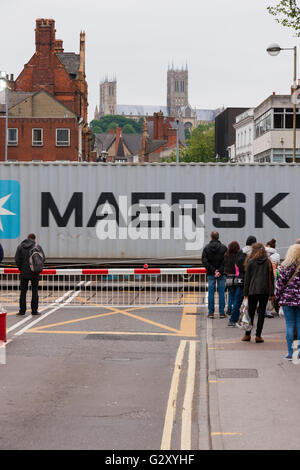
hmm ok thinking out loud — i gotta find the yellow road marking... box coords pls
[108,307,181,334]
[180,306,197,337]
[211,432,243,436]
[27,329,185,336]
[30,310,120,331]
[161,340,187,450]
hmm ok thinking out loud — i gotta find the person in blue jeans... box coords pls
[202,232,227,319]
[276,244,300,360]
[224,241,246,326]
[207,273,226,318]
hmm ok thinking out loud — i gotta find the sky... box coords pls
[1,0,299,122]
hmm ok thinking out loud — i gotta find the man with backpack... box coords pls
[15,233,45,316]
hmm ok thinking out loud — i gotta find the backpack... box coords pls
[29,245,44,273]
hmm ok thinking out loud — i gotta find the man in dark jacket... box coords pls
[15,234,45,316]
[202,231,227,318]
[0,243,3,264]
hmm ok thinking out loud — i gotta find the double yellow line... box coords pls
[161,339,197,450]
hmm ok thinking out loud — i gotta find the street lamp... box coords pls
[0,72,8,162]
[176,118,179,163]
[267,44,297,163]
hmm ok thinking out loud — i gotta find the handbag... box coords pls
[225,261,244,288]
[236,299,252,331]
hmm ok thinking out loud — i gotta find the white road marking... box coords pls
[14,291,80,337]
[181,340,197,449]
[161,340,186,450]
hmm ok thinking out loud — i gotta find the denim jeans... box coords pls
[227,288,234,312]
[228,286,244,323]
[282,305,300,357]
[207,275,226,315]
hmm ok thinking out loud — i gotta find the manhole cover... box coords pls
[216,368,258,378]
[85,334,165,342]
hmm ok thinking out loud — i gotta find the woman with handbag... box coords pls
[224,241,246,327]
[241,243,275,343]
[276,244,300,360]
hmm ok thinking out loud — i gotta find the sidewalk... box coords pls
[206,312,300,450]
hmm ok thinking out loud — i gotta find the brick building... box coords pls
[0,18,91,161]
[93,112,185,163]
[0,89,78,161]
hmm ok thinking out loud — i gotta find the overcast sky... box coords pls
[1,0,299,121]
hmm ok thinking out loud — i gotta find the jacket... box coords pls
[15,238,45,279]
[243,257,274,296]
[202,240,227,276]
[224,250,246,277]
[0,243,3,264]
[276,265,300,306]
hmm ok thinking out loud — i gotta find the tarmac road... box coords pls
[0,302,204,450]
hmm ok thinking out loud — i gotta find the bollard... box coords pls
[0,311,7,343]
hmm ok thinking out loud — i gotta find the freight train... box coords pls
[0,162,298,266]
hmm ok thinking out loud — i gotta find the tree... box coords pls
[89,115,144,134]
[123,124,135,134]
[183,124,215,162]
[107,122,118,131]
[268,0,300,36]
[165,123,215,163]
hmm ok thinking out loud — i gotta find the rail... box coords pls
[0,267,207,307]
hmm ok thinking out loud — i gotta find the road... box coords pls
[0,300,205,450]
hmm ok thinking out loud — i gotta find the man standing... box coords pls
[202,231,227,319]
[15,234,45,316]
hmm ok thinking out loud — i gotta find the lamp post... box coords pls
[176,118,179,163]
[267,44,297,163]
[0,72,8,162]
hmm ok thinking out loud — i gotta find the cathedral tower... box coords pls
[100,78,117,115]
[167,65,188,117]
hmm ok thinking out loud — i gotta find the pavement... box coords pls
[205,311,300,450]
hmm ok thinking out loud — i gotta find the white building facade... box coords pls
[233,108,254,162]
[253,94,300,163]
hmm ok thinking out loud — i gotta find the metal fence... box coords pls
[0,267,208,308]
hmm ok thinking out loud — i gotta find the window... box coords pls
[32,128,43,146]
[8,128,18,146]
[180,80,185,92]
[56,129,70,147]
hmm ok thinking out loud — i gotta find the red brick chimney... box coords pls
[151,112,165,140]
[33,19,56,93]
[35,18,56,54]
[54,39,64,53]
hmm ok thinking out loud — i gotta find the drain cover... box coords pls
[85,334,165,342]
[216,368,258,378]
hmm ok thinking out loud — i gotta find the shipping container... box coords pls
[0,162,298,264]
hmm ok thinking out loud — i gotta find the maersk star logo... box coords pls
[0,194,16,231]
[0,181,20,239]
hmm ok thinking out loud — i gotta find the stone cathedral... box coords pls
[94,66,218,130]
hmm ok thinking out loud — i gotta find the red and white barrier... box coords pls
[0,266,207,276]
[0,265,207,308]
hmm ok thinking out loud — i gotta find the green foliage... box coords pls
[123,124,135,134]
[267,0,300,36]
[89,115,143,134]
[107,122,118,131]
[184,127,191,141]
[165,123,215,163]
